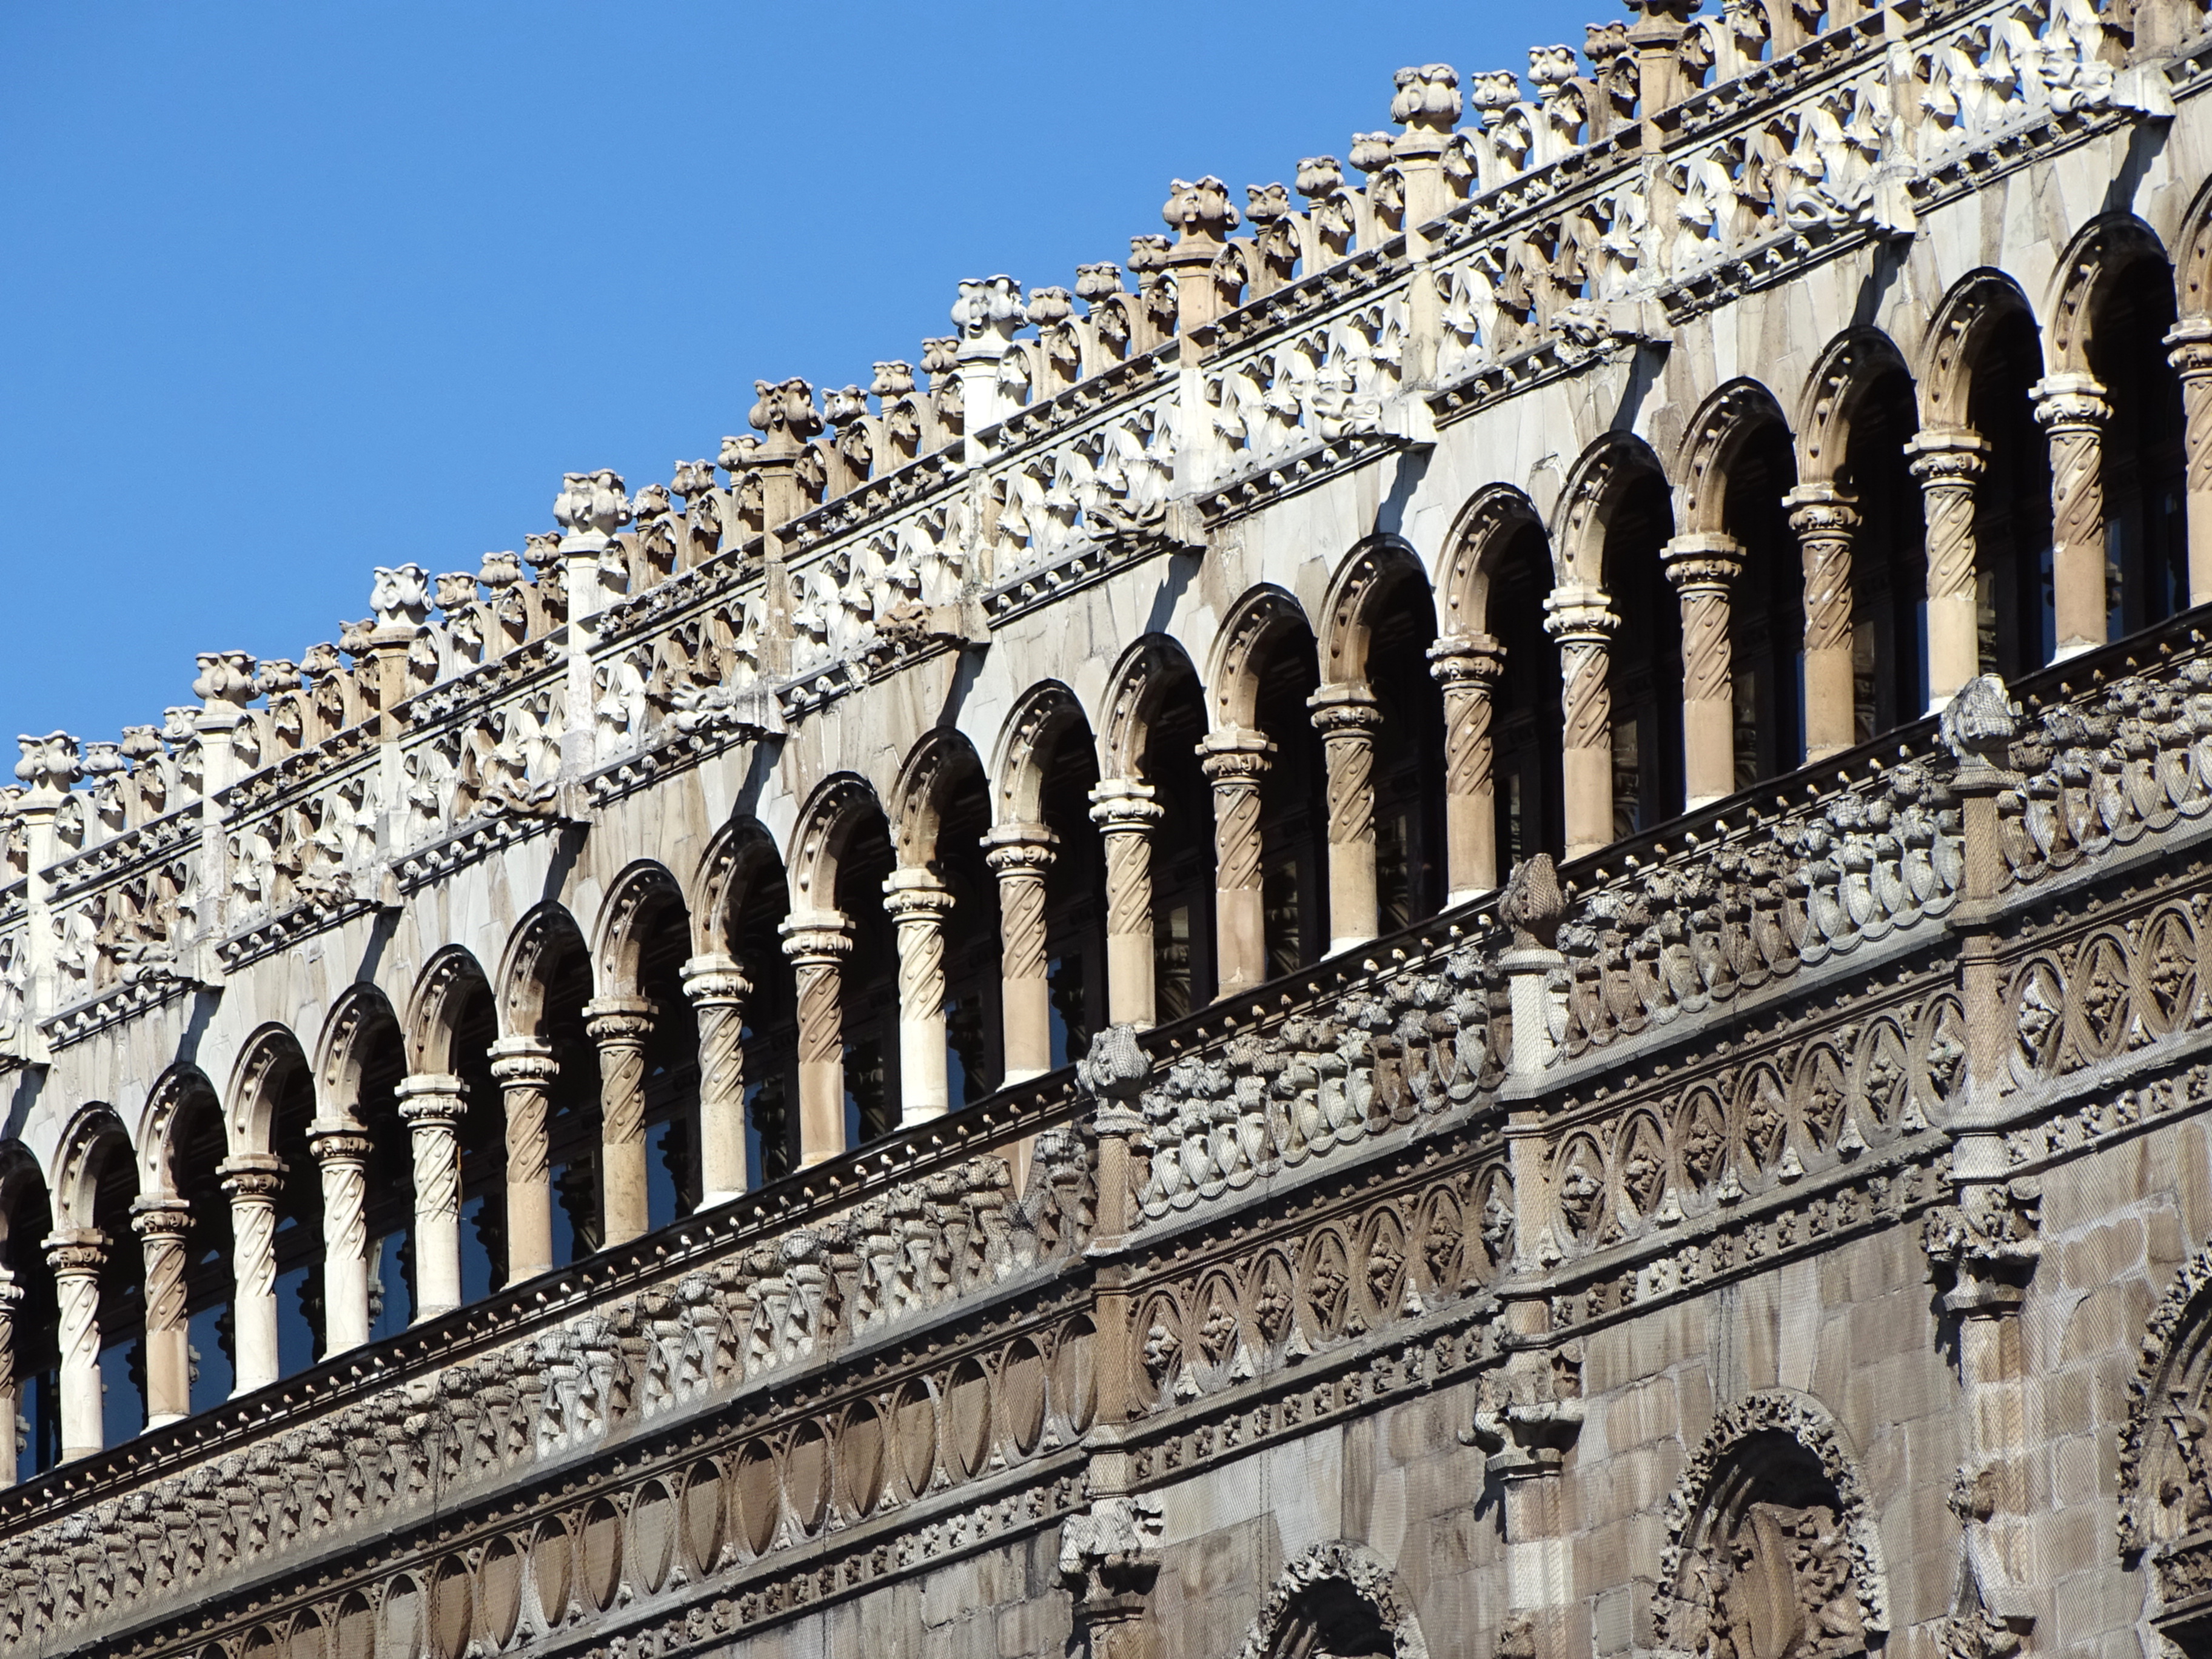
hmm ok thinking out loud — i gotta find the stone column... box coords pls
[309,1122,372,1355]
[2165,319,2212,606]
[1542,588,1618,862]
[395,1074,467,1321]
[2032,373,2113,658]
[1059,1495,1165,1659]
[1907,429,1991,708]
[1198,728,1276,999]
[45,1232,106,1461]
[583,998,657,1247]
[779,913,853,1165]
[129,1198,192,1427]
[882,870,957,1124]
[1427,632,1506,903]
[984,826,1057,1082]
[488,1039,558,1278]
[0,1270,18,1487]
[1785,486,1861,760]
[1088,781,1162,1028]
[220,1155,285,1395]
[1307,681,1384,953]
[1663,534,1744,808]
[681,954,751,1205]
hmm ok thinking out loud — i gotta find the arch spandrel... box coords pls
[785,773,886,916]
[1795,327,1912,488]
[891,726,987,866]
[1318,535,1430,686]
[49,1102,129,1232]
[225,1024,312,1157]
[1674,378,1791,536]
[1098,638,1199,785]
[589,860,686,999]
[495,903,591,1039]
[691,816,784,957]
[993,681,1089,823]
[403,946,494,1076]
[1550,431,1667,588]
[136,1064,218,1200]
[2045,213,2170,374]
[313,982,403,1125]
[1205,586,1316,733]
[1438,484,1545,642]
[1916,268,2037,430]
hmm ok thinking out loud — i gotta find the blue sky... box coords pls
[0,2,1590,748]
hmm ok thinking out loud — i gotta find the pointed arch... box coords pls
[692,815,785,957]
[1235,1541,1431,1659]
[404,946,494,1074]
[1205,585,1315,731]
[2048,213,2170,373]
[1673,378,1790,535]
[226,1024,313,1156]
[591,860,686,999]
[1551,430,1666,587]
[49,1107,127,1238]
[1917,267,2037,428]
[1098,640,1201,785]
[1318,535,1430,685]
[786,773,887,915]
[1795,326,1912,488]
[314,981,404,1127]
[496,902,590,1037]
[1438,484,1545,640]
[994,680,1089,825]
[893,726,987,865]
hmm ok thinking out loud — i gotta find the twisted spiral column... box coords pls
[488,1039,560,1276]
[1784,486,1861,760]
[1662,534,1744,808]
[395,1073,467,1319]
[681,953,752,1205]
[882,871,957,1124]
[220,1156,286,1395]
[1429,632,1506,903]
[0,1270,19,1488]
[984,825,1057,1082]
[2166,320,2212,606]
[584,998,657,1245]
[127,1197,192,1426]
[779,912,853,1165]
[1308,681,1384,953]
[45,1232,107,1461]
[1543,588,1619,862]
[2032,372,2113,659]
[309,1123,372,1355]
[1906,427,1990,708]
[1199,727,1276,999]
[1089,780,1164,1028]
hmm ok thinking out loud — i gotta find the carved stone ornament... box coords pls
[1234,1540,1432,1659]
[1500,852,1564,950]
[1939,674,2019,776]
[1658,1392,1888,1659]
[552,469,632,549]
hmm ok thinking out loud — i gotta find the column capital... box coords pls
[307,1121,374,1162]
[1088,778,1164,832]
[1905,426,1991,482]
[1306,679,1385,734]
[1783,483,1861,537]
[582,996,658,1045]
[1541,585,1618,645]
[396,1071,468,1125]
[1661,532,1744,594]
[42,1230,108,1276]
[1427,631,1506,687]
[881,868,957,920]
[779,910,854,966]
[218,1155,286,1202]
[486,1038,558,1087]
[2029,370,2111,431]
[128,1196,193,1241]
[680,951,753,1007]
[983,820,1059,874]
[1198,725,1276,781]
[2166,316,2212,374]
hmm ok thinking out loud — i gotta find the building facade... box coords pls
[6,2,2212,1657]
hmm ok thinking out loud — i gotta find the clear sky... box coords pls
[0,2,1594,749]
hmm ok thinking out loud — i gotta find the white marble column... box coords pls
[584,998,657,1246]
[488,1039,558,1278]
[1199,728,1275,998]
[1307,682,1384,953]
[1427,633,1506,903]
[130,1197,192,1427]
[1785,486,1860,760]
[2166,320,2212,606]
[1088,782,1162,1028]
[883,870,957,1124]
[984,826,1057,1082]
[395,1074,467,1321]
[221,1155,285,1395]
[2032,372,2113,659]
[1906,428,1990,708]
[779,913,853,1164]
[45,1232,106,1461]
[1543,588,1618,862]
[681,953,751,1205]
[309,1122,372,1355]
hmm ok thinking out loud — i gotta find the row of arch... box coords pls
[2,209,2211,1477]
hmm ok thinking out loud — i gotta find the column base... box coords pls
[1004,1065,1048,1085]
[1328,932,1375,956]
[699,1187,745,1209]
[147,1410,186,1430]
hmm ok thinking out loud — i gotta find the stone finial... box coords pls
[632,481,674,522]
[748,378,824,455]
[671,460,717,499]
[717,433,759,474]
[552,470,632,548]
[1026,285,1073,326]
[254,659,301,697]
[951,276,1027,358]
[433,572,479,615]
[1126,235,1171,274]
[523,532,564,577]
[1349,132,1396,174]
[13,732,81,802]
[1623,0,1700,19]
[1940,674,2019,773]
[370,564,431,631]
[1077,1024,1153,1104]
[1075,263,1126,302]
[822,386,868,427]
[1499,853,1564,950]
[298,642,341,680]
[1247,182,1292,223]
[1585,19,1632,62]
[1296,155,1346,199]
[119,725,163,764]
[1161,177,1238,255]
[870,360,915,398]
[478,551,523,591]
[1529,44,1578,90]
[1469,70,1522,121]
[192,651,259,713]
[1392,64,1462,132]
